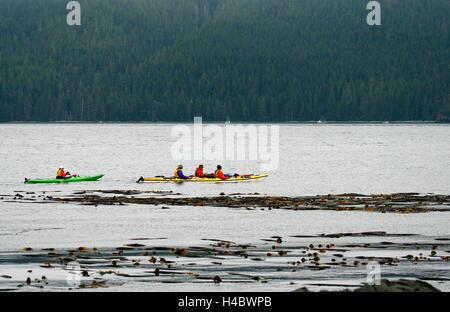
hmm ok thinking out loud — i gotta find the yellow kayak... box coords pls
[137,174,268,183]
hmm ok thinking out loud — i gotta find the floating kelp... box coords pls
[9,191,448,214]
[1,230,449,292]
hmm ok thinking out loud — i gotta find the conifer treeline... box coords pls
[0,0,448,121]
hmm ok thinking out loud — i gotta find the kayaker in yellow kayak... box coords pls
[174,165,193,180]
[195,165,215,178]
[214,165,240,180]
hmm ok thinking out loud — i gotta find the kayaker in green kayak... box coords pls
[56,166,74,179]
[25,174,104,184]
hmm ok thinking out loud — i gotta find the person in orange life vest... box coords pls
[56,166,72,179]
[214,165,230,180]
[174,165,193,179]
[214,165,240,179]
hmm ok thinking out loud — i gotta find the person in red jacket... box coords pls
[195,165,215,178]
[195,165,205,177]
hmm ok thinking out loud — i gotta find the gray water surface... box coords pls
[0,123,449,291]
[1,123,449,195]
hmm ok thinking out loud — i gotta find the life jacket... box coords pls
[195,167,203,177]
[174,169,181,178]
[215,169,228,180]
[57,169,65,177]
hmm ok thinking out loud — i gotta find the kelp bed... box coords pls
[1,190,449,291]
[3,190,450,213]
[0,231,448,291]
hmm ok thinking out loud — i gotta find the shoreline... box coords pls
[0,121,447,125]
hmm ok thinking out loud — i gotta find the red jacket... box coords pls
[195,167,204,177]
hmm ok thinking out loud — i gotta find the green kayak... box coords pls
[24,174,104,184]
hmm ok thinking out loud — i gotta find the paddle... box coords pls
[136,176,144,183]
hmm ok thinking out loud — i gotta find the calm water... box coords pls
[1,123,449,196]
[0,123,449,291]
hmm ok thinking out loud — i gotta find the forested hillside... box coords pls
[0,0,448,122]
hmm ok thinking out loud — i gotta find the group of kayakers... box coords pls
[56,165,238,180]
[175,164,239,180]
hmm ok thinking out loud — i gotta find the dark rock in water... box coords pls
[354,279,440,292]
